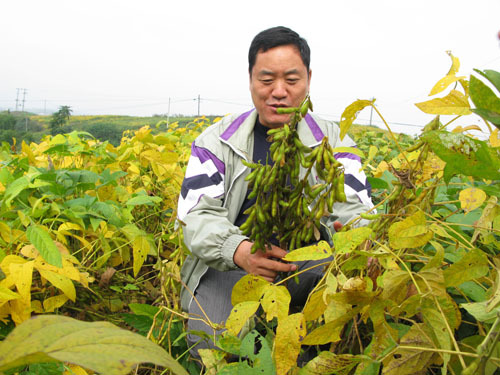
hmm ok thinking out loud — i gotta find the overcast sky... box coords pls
[1,0,499,136]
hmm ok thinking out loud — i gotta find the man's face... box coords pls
[249,45,311,128]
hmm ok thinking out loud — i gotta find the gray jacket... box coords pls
[177,109,373,311]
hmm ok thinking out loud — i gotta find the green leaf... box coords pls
[125,194,162,206]
[422,130,500,182]
[339,99,375,140]
[470,74,500,127]
[2,176,30,208]
[283,241,332,261]
[443,248,489,287]
[332,227,373,255]
[0,315,188,375]
[366,177,388,190]
[26,225,62,268]
[461,301,500,323]
[474,69,500,92]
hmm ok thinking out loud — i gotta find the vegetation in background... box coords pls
[0,53,499,374]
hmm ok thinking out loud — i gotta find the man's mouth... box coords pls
[269,104,289,110]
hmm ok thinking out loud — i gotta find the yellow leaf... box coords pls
[38,269,76,301]
[21,141,36,163]
[415,90,472,115]
[388,211,433,249]
[31,299,44,313]
[446,51,460,76]
[303,288,327,321]
[9,298,31,324]
[43,294,69,312]
[283,241,332,261]
[34,256,80,281]
[132,235,151,277]
[331,146,365,159]
[459,187,487,212]
[339,99,375,140]
[260,285,290,322]
[429,75,466,96]
[452,124,482,133]
[490,129,500,148]
[342,276,366,292]
[332,227,373,254]
[9,261,34,302]
[64,364,90,375]
[274,313,306,375]
[0,286,20,304]
[225,301,260,336]
[373,160,389,178]
[231,274,270,306]
[0,255,27,278]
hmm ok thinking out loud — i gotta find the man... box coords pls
[177,26,373,356]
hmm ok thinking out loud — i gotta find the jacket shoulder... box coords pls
[193,113,242,148]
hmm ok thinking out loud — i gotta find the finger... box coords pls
[265,245,288,259]
[261,257,296,273]
[334,221,343,231]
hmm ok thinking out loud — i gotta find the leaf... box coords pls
[9,261,34,302]
[382,323,436,375]
[470,74,500,127]
[461,301,500,323]
[225,301,260,336]
[475,69,500,92]
[490,129,500,147]
[38,269,76,301]
[2,175,30,207]
[283,241,332,261]
[260,285,290,322]
[429,75,466,96]
[303,288,328,321]
[299,352,365,375]
[333,227,373,254]
[422,130,500,182]
[446,51,460,76]
[43,294,69,313]
[303,308,356,345]
[331,146,365,159]
[0,285,20,304]
[125,194,162,206]
[231,274,270,306]
[415,90,472,115]
[274,313,306,375]
[388,211,433,249]
[26,225,62,268]
[339,99,375,140]
[121,224,154,277]
[443,248,489,288]
[0,314,188,375]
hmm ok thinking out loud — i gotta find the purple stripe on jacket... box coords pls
[220,109,255,141]
[305,114,324,142]
[334,152,361,163]
[191,142,225,175]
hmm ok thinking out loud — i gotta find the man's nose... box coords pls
[272,81,287,99]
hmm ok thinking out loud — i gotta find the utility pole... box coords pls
[15,88,21,111]
[197,94,200,117]
[21,89,28,131]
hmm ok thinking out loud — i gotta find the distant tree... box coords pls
[50,106,72,134]
[0,112,16,130]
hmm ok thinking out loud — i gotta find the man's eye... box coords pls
[260,79,273,84]
[287,78,299,84]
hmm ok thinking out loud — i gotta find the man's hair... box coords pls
[248,26,311,74]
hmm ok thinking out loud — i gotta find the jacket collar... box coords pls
[219,108,325,158]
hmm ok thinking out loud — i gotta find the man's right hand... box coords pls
[233,240,297,283]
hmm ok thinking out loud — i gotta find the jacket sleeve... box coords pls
[177,140,247,271]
